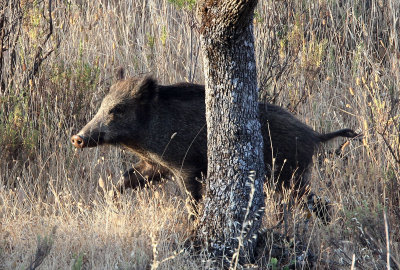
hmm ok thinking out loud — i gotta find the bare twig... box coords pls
[25,235,53,270]
[0,1,23,92]
[384,211,391,270]
[378,131,400,165]
[350,254,356,270]
[23,0,59,86]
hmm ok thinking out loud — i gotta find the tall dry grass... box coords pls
[0,0,399,269]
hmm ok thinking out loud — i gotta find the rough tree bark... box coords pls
[197,0,265,262]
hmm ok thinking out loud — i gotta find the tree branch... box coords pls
[23,0,58,87]
[198,0,258,43]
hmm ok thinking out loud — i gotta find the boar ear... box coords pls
[134,76,158,101]
[115,67,125,81]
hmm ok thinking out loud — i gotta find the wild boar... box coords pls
[71,69,358,209]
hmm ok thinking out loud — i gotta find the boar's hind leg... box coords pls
[293,172,332,224]
[117,160,166,193]
[305,193,332,224]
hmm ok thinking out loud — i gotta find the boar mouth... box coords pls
[71,132,105,148]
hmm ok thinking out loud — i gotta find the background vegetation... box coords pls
[0,0,399,268]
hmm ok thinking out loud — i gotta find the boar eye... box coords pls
[109,105,124,115]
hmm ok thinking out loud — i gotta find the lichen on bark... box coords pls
[196,0,265,262]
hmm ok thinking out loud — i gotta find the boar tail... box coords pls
[318,128,360,143]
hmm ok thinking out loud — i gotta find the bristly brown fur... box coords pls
[73,73,358,212]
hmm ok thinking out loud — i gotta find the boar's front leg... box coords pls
[117,160,169,193]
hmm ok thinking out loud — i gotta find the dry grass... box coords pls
[1,0,399,269]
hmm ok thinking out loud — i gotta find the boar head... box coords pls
[71,69,157,149]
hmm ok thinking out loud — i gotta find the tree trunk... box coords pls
[197,0,265,262]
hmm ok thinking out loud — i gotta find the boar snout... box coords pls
[71,135,86,148]
[71,132,105,148]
